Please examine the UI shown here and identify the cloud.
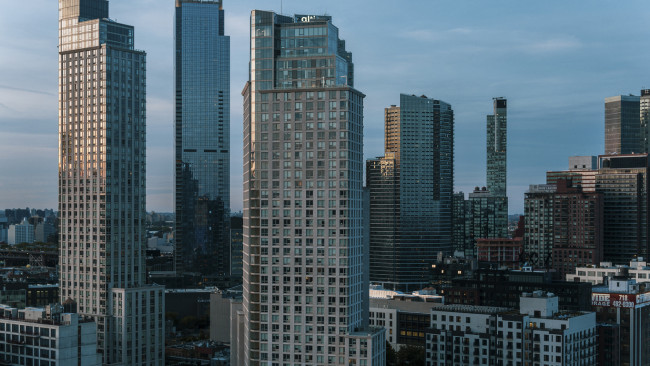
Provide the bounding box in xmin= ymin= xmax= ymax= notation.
xmin=0 ymin=84 xmax=55 ymax=96
xmin=523 ymin=37 xmax=582 ymax=54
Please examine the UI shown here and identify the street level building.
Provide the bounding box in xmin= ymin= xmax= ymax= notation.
xmin=174 ymin=0 xmax=231 ymax=277
xmin=242 ymin=11 xmax=385 ymax=365
xmin=58 ymin=0 xmax=165 ymax=364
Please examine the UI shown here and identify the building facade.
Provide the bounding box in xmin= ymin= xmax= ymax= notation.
xmin=642 ymin=90 xmax=650 ymax=153
xmin=596 ymin=154 xmax=650 ymax=264
xmin=547 ymin=155 xmax=598 ymax=192
xmin=425 ymin=292 xmax=597 ymax=366
xmin=369 ymin=296 xmax=440 ymax=349
xmin=8 ymin=218 xmax=34 ymax=245
xmin=476 ymin=237 xmax=522 ymax=269
xmin=486 ymin=97 xmax=507 ymax=198
xmin=174 ymin=0 xmax=231 ymax=277
xmin=467 ymin=188 xmax=509 ymax=248
xmin=443 ymin=268 xmax=593 ymax=312
xmin=605 ymin=95 xmax=642 ymax=155
xmin=550 ymin=180 xmax=604 ymax=278
xmin=0 ymin=304 xmax=101 ymax=366
xmin=567 ymin=257 xmax=650 ymax=284
xmin=592 ymin=278 xmax=650 ymax=366
xmin=523 ymin=184 xmax=556 ymax=268
xmin=57 ymin=1 xmax=164 ymax=364
xmin=242 ymin=11 xmax=384 ymax=365
xmin=367 ymin=94 xmax=454 ymax=291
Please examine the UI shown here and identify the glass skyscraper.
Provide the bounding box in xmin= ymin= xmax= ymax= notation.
xmin=58 ymin=0 xmax=164 ymax=364
xmin=242 ymin=11 xmax=385 ymax=366
xmin=605 ymin=95 xmax=641 ymax=155
xmin=367 ymin=94 xmax=454 ymax=291
xmin=174 ymin=0 xmax=231 ymax=276
xmin=641 ymin=90 xmax=650 ymax=153
xmin=487 ymin=97 xmax=507 ymax=198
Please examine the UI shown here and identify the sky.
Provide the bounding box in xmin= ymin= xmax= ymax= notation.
xmin=1 ymin=0 xmax=649 ymax=214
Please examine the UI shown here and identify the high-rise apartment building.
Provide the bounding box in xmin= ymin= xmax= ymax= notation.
xmin=524 ymin=184 xmax=557 ymax=268
xmin=641 ymin=90 xmax=650 ymax=153
xmin=451 ymin=98 xmax=510 ymax=257
xmin=605 ymin=95 xmax=641 ymax=155
xmin=367 ymin=94 xmax=454 ymax=291
xmin=487 ymin=97 xmax=507 ymax=197
xmin=550 ymin=180 xmax=604 ymax=278
xmin=242 ymin=11 xmax=385 ymax=366
xmin=174 ymin=0 xmax=231 ymax=277
xmin=58 ymin=1 xmax=164 ymax=364
xmin=452 ymin=192 xmax=469 ymax=255
xmin=596 ymin=154 xmax=650 ymax=264
xmin=466 ymin=187 xmax=509 ymax=247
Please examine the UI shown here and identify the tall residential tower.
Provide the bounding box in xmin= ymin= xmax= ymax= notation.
xmin=242 ymin=11 xmax=385 ymax=366
xmin=487 ymin=97 xmax=507 ymax=197
xmin=58 ymin=1 xmax=164 ymax=364
xmin=174 ymin=0 xmax=231 ymax=277
xmin=367 ymin=94 xmax=454 ymax=291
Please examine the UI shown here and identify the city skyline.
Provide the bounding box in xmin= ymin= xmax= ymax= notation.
xmin=2 ymin=0 xmax=649 ymax=213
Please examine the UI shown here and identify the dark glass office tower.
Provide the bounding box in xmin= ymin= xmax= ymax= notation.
xmin=242 ymin=11 xmax=385 ymax=365
xmin=641 ymin=90 xmax=650 ymax=153
xmin=596 ymin=154 xmax=650 ymax=264
xmin=367 ymin=94 xmax=454 ymax=291
xmin=605 ymin=95 xmax=641 ymax=155
xmin=174 ymin=0 xmax=231 ymax=276
xmin=487 ymin=97 xmax=507 ymax=197
xmin=58 ymin=0 xmax=164 ymax=364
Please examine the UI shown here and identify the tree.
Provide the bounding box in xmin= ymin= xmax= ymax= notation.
xmin=396 ymin=345 xmax=425 ymax=365
xmin=386 ymin=341 xmax=398 ymax=366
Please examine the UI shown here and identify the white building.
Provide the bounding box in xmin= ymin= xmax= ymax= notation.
xmin=8 ymin=218 xmax=34 ymax=245
xmin=242 ymin=10 xmax=384 ymax=366
xmin=426 ymin=291 xmax=597 ymax=366
xmin=369 ymin=285 xmax=443 ymax=348
xmin=0 ymin=303 xmax=101 ymax=365
xmin=567 ymin=257 xmax=650 ymax=284
xmin=57 ymin=0 xmax=165 ymax=364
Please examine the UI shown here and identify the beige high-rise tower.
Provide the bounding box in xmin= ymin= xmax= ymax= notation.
xmin=58 ymin=1 xmax=164 ymax=364
xmin=241 ymin=10 xmax=385 ymax=366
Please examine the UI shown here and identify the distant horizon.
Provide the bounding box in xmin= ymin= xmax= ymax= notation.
xmin=3 ymin=0 xmax=649 ymax=214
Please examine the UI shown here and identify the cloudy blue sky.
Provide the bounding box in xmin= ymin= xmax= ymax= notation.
xmin=1 ymin=0 xmax=648 ymax=214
